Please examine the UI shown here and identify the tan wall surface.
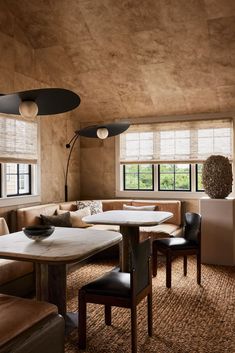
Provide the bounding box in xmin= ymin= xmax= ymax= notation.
xmin=0 ymin=1 xmax=234 ymax=226
xmin=0 ymin=6 xmax=81 ymax=226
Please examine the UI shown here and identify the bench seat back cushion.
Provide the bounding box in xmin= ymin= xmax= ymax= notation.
xmin=16 ymin=204 xmax=59 ymax=231
xmin=131 ymin=200 xmax=181 ymax=226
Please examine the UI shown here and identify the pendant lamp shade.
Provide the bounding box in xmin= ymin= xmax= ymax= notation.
xmin=0 ymin=88 xmax=80 ymax=118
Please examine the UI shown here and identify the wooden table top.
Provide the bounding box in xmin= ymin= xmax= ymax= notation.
xmin=0 ymin=227 xmax=122 ymax=264
xmin=83 ymin=210 xmax=173 ymax=227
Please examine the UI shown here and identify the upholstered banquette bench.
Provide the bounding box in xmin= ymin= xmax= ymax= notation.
xmin=15 ymin=199 xmax=182 ymax=240
xmin=0 ymin=218 xmax=34 ymax=297
xmin=2 ymin=199 xmax=181 ymax=295
xmin=0 ymin=294 xmax=64 ymax=353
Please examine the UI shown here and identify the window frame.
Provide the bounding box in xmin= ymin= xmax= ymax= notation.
xmin=158 ymin=164 xmax=192 ymax=192
xmin=116 ymin=116 xmax=234 ymax=200
xmin=6 ymin=164 xmax=32 ymax=197
xmin=123 ymin=164 xmax=154 ymax=191
xmin=195 ymin=163 xmax=204 ymax=192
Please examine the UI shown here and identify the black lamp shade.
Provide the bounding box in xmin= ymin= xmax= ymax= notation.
xmin=0 ymin=88 xmax=80 ymax=115
xmin=77 ymin=122 xmax=130 ymax=138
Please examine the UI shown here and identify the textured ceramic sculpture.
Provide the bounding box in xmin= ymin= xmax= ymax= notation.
xmin=202 ymin=155 xmax=233 ymax=199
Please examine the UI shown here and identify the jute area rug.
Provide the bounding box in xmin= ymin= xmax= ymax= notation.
xmin=65 ymin=257 xmax=235 ymax=353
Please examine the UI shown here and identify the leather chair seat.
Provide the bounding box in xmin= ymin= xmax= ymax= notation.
xmin=83 ymin=271 xmax=131 ymax=297
xmin=156 ymin=237 xmax=198 ymax=250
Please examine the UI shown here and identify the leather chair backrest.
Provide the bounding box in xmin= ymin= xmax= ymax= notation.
xmin=184 ymin=212 xmax=201 ymax=244
xmin=131 ymin=238 xmax=151 ymax=294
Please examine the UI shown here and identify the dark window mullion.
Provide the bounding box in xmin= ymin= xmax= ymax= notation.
xmin=173 ymin=165 xmax=176 ymax=189
xmin=17 ymin=164 xmax=20 ymax=194
xmin=138 ymin=165 xmax=140 ymax=189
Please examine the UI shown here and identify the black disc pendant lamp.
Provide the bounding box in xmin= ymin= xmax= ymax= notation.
xmin=0 ymin=88 xmax=80 ymax=119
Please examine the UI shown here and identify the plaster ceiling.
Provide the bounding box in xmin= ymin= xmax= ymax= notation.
xmin=3 ymin=0 xmax=235 ymax=121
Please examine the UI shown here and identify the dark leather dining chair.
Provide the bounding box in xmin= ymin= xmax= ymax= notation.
xmin=152 ymin=212 xmax=201 ymax=288
xmin=78 ymin=238 xmax=152 ymax=353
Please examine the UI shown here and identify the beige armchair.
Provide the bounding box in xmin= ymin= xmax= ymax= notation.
xmin=0 ymin=218 xmax=9 ymax=236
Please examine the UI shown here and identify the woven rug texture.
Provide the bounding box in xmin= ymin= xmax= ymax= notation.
xmin=65 ymin=257 xmax=235 ymax=353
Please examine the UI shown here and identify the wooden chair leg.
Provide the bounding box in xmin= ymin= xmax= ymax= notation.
xmin=166 ymin=251 xmax=172 ymax=288
xmin=105 ymin=305 xmax=112 ymax=325
xmin=131 ymin=306 xmax=137 ymax=353
xmin=197 ymin=252 xmax=201 ymax=285
xmin=152 ymin=242 xmax=158 ymax=277
xmin=78 ymin=290 xmax=87 ymax=349
xmin=183 ymin=256 xmax=187 ymax=276
xmin=147 ymin=292 xmax=153 ymax=337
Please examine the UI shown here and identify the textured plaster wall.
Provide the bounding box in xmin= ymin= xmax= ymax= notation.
xmin=0 ymin=1 xmax=235 ymax=214
xmin=0 ymin=4 xmax=81 ymax=215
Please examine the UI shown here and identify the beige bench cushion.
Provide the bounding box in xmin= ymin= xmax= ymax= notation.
xmin=139 ymin=223 xmax=182 ymax=242
xmin=0 ymin=259 xmax=33 ymax=286
xmin=90 ymin=224 xmax=120 ymax=232
xmin=0 ymin=294 xmax=57 ymax=346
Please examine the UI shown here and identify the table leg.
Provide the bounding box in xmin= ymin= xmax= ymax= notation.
xmin=36 ymin=263 xmax=66 ymax=316
xmin=119 ymin=226 xmax=140 ymax=272
xmin=35 ymin=263 xmax=77 ymax=333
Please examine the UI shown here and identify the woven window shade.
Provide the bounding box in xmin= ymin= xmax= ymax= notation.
xmin=120 ymin=118 xmax=233 ymax=164
xmin=0 ymin=116 xmax=38 ymax=164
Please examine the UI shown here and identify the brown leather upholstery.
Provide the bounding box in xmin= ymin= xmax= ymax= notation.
xmin=0 ymin=218 xmax=34 ymax=295
xmin=83 ymin=271 xmax=131 ymax=297
xmin=0 ymin=314 xmax=64 ymax=353
xmin=102 ymin=199 xmax=132 ymax=211
xmin=0 ymin=259 xmax=33 ymax=286
xmin=16 ymin=204 xmax=59 ymax=231
xmin=0 ymin=294 xmax=58 ymax=346
xmin=152 ymin=212 xmax=202 ymax=287
xmin=59 ymin=201 xmax=78 ymax=211
xmin=132 ymin=200 xmax=181 ymax=226
xmin=79 ymin=239 xmax=152 ymax=353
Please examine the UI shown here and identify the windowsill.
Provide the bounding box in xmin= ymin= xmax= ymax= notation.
xmin=0 ymin=194 xmax=41 ymax=207
xmin=116 ymin=190 xmax=206 ymax=200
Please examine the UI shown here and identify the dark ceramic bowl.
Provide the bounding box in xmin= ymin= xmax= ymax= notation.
xmin=22 ymin=225 xmax=55 ymax=241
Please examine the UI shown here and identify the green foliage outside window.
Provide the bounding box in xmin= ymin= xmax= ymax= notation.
xmin=124 ymin=164 xmax=153 ymax=190
xmin=123 ymin=163 xmax=204 ymax=192
xmin=159 ymin=164 xmax=191 ymax=191
xmin=196 ymin=164 xmax=204 ymax=191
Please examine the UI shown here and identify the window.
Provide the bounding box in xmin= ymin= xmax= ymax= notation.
xmin=158 ymin=164 xmax=191 ymax=191
xmin=123 ymin=164 xmax=154 ymax=190
xmin=6 ymin=164 xmax=31 ymax=196
xmin=0 ymin=115 xmax=38 ymax=199
xmin=119 ymin=118 xmax=233 ymax=195
xmin=196 ymin=164 xmax=204 ymax=191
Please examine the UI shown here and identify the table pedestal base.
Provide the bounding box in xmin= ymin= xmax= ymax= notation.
xmin=120 ymin=225 xmax=140 ymax=272
xmin=36 ymin=263 xmax=67 ymax=317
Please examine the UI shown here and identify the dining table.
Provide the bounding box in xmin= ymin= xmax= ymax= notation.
xmin=83 ymin=210 xmax=173 ymax=272
xmin=0 ymin=226 xmax=122 ymax=332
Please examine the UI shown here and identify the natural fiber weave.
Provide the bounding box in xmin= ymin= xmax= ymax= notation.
xmin=65 ymin=258 xmax=235 ymax=353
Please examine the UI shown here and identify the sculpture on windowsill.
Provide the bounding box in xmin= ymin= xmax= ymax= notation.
xmin=202 ymin=155 xmax=233 ymax=199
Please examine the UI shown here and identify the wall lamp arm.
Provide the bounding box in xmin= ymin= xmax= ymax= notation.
xmin=64 ymin=131 xmax=80 ymax=202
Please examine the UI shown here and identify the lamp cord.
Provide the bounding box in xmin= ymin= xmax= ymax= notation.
xmin=64 ymin=132 xmax=79 ymax=201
